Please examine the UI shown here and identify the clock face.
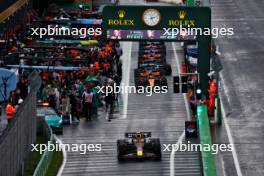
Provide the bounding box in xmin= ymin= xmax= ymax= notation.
xmin=142 ymin=9 xmax=161 ymax=27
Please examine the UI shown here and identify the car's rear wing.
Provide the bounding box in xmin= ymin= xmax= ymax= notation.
xmin=125 ymin=132 xmax=151 ymax=138
xmin=140 ymin=41 xmax=164 ymax=45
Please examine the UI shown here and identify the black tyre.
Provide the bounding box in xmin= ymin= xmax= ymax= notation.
xmin=117 ymin=140 xmax=136 ymax=161
xmin=152 ymin=138 xmax=162 ymax=160
xmin=117 ymin=139 xmax=126 ymax=161
xmin=144 ymin=138 xmax=162 ymax=160
xmin=160 ymin=77 xmax=168 ymax=87
xmin=165 ymin=65 xmax=172 ymax=75
xmin=159 ymin=69 xmax=166 ymax=76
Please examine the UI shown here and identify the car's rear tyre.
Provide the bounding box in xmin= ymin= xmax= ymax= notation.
xmin=117 ymin=140 xmax=136 ymax=161
xmin=160 ymin=69 xmax=166 ymax=76
xmin=117 ymin=139 xmax=126 ymax=161
xmin=151 ymin=138 xmax=162 ymax=160
xmin=165 ymin=65 xmax=172 ymax=75
xmin=145 ymin=138 xmax=162 ymax=160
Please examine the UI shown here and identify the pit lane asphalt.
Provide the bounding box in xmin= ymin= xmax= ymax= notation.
xmin=212 ymin=0 xmax=264 ymax=176
xmin=57 ymin=42 xmax=202 ymax=176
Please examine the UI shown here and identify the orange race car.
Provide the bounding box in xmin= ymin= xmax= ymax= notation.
xmin=134 ymin=67 xmax=161 ymax=77
xmin=134 ymin=68 xmax=167 ymax=88
xmin=142 ymin=53 xmax=162 ymax=59
xmin=139 ymin=48 xmax=166 ymax=55
xmin=139 ymin=71 xmax=161 ymax=77
xmin=135 ymin=75 xmax=167 ymax=88
xmin=141 ymin=45 xmax=165 ymax=50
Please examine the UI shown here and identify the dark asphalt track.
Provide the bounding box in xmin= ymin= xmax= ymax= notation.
xmin=58 ymin=42 xmax=202 ymax=176
xmin=58 ymin=0 xmax=264 ymax=175
xmin=212 ymin=0 xmax=264 ymax=176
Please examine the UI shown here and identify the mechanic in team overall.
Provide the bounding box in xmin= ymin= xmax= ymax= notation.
xmin=115 ymin=43 xmax=123 ymax=65
xmin=5 ymin=101 xmax=16 ymax=124
xmin=104 ymin=84 xmax=115 ymax=122
xmin=69 ymin=85 xmax=80 ymax=122
xmin=117 ymin=61 xmax=122 ymax=80
xmin=113 ymin=74 xmax=121 ymax=107
xmin=82 ymin=88 xmax=94 ymax=121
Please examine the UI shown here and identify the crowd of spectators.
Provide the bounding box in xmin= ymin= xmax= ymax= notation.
xmin=37 ymin=41 xmax=123 ymax=122
xmin=1 ymin=8 xmax=123 ymax=123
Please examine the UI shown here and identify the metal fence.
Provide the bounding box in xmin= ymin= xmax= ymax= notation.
xmin=0 ymin=0 xmax=17 ymax=13
xmin=33 ymin=116 xmax=55 ymax=176
xmin=0 ymin=0 xmax=32 ymax=39
xmin=0 ymin=0 xmax=32 ymax=59
xmin=0 ymin=71 xmax=41 ymax=176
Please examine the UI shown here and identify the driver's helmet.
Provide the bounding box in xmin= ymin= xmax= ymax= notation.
xmin=135 ymin=132 xmax=143 ymax=139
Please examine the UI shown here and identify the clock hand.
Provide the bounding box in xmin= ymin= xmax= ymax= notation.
xmin=150 ymin=19 xmax=156 ymax=25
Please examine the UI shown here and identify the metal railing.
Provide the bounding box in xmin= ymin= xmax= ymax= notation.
xmin=0 ymin=70 xmax=41 ymax=176
xmin=0 ymin=0 xmax=17 ymax=13
xmin=33 ymin=117 xmax=55 ymax=176
xmin=0 ymin=0 xmax=29 ymax=23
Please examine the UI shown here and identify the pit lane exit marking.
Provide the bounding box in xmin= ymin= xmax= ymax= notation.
xmin=170 ymin=42 xmax=191 ymax=176
xmin=121 ymin=42 xmax=132 ymax=119
xmin=219 ymin=73 xmax=243 ymax=176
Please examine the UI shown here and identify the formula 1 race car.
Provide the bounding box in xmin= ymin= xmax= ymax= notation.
xmin=140 ymin=41 xmax=164 ymax=45
xmin=139 ymin=48 xmax=166 ymax=56
xmin=139 ymin=56 xmax=165 ymax=63
xmin=138 ymin=58 xmax=167 ymax=67
xmin=134 ymin=67 xmax=161 ymax=77
xmin=138 ymin=63 xmax=172 ymax=75
xmin=140 ymin=45 xmax=165 ymax=50
xmin=140 ymin=53 xmax=164 ymax=59
xmin=117 ymin=132 xmax=161 ymax=161
xmin=135 ymin=75 xmax=168 ymax=88
xmin=139 ymin=43 xmax=165 ymax=50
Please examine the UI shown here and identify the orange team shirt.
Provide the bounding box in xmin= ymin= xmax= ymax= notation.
xmin=103 ymin=62 xmax=110 ymax=70
xmin=6 ymin=104 xmax=15 ymax=114
xmin=6 ymin=104 xmax=15 ymax=119
xmin=99 ymin=51 xmax=104 ymax=58
xmin=209 ymin=81 xmax=217 ymax=95
xmin=105 ymin=45 xmax=111 ymax=53
xmin=94 ymin=62 xmax=100 ymax=70
xmin=10 ymin=46 xmax=17 ymax=52
xmin=104 ymin=51 xmax=109 ymax=57
xmin=188 ymin=90 xmax=193 ymax=99
xmin=42 ymin=73 xmax=49 ymax=81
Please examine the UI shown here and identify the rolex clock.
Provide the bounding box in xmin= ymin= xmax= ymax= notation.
xmin=142 ymin=8 xmax=161 ymax=27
